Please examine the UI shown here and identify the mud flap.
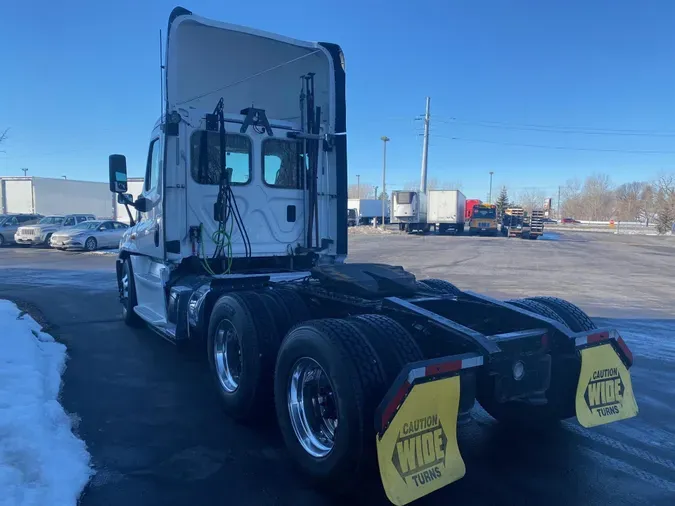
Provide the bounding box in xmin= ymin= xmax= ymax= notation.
xmin=575 ymin=342 xmax=638 ymax=428
xmin=374 ymin=354 xmax=483 ymax=506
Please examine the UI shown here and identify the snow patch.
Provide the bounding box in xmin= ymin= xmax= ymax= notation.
xmin=348 ymin=225 xmax=397 ymax=235
xmin=0 ymin=300 xmax=93 ymax=506
xmin=87 ymin=248 xmax=119 ymax=256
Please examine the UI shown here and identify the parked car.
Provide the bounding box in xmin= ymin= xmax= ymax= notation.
xmin=0 ymin=214 xmax=43 ymax=246
xmin=50 ymin=220 xmax=129 ymax=251
xmin=15 ymin=214 xmax=96 ymax=246
xmin=561 ymin=217 xmax=581 ymax=224
xmin=542 ymin=218 xmax=558 ymax=224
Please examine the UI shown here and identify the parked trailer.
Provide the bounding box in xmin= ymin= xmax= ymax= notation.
xmin=107 ymin=8 xmax=638 ymax=506
xmin=528 ymin=209 xmax=545 ymax=239
xmin=427 ymin=190 xmax=466 ymax=234
xmin=347 ymin=198 xmax=388 ymax=224
xmin=390 ymin=190 xmax=429 ymax=233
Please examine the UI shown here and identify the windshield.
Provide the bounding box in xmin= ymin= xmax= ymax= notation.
xmin=473 ymin=207 xmax=496 ymax=219
xmin=39 ymin=217 xmax=65 ymax=225
xmin=0 ymin=216 xmax=8 ymax=225
xmin=72 ymin=221 xmax=102 ymax=230
xmin=348 ymin=209 xmax=357 ymax=218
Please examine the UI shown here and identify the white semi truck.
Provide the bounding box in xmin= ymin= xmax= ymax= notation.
xmin=108 ymin=8 xmax=638 ymax=506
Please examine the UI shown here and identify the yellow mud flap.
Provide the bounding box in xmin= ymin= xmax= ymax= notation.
xmin=375 ymin=354 xmax=483 ymax=506
xmin=575 ymin=341 xmax=638 ymax=428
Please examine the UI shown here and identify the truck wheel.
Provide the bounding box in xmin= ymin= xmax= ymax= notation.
xmin=346 ymin=314 xmax=423 ymax=382
xmin=208 ymin=291 xmax=280 ymax=420
xmin=120 ymin=259 xmax=143 ymax=327
xmin=506 ymin=298 xmax=568 ymax=327
xmin=527 ymin=296 xmax=597 ymax=332
xmin=418 ymin=278 xmax=461 ymax=295
xmin=274 ymin=318 xmax=387 ymax=491
xmin=273 ymin=288 xmax=311 ymax=322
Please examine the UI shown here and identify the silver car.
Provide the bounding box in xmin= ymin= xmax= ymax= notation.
xmin=15 ymin=214 xmax=96 ymax=246
xmin=0 ymin=214 xmax=43 ymax=246
xmin=50 ymin=220 xmax=129 ymax=251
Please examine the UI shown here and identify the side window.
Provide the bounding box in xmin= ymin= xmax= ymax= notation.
xmin=76 ymin=216 xmax=88 ymax=223
xmin=263 ymin=139 xmax=303 ymax=189
xmin=145 ymin=138 xmax=161 ymax=191
xmin=102 ymin=222 xmax=114 ymax=230
xmin=7 ymin=217 xmax=18 ymax=226
xmin=63 ymin=217 xmax=76 ymax=227
xmin=190 ymin=131 xmax=251 ymax=185
xmin=113 ymin=222 xmax=128 ymax=230
xmin=18 ymin=216 xmax=32 ymax=224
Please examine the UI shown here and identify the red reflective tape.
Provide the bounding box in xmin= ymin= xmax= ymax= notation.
xmin=616 ymin=336 xmax=634 ymax=367
xmin=425 ymin=360 xmax=461 ymax=376
xmin=588 ymin=331 xmax=609 ymax=343
xmin=381 ymin=381 xmax=410 ymax=429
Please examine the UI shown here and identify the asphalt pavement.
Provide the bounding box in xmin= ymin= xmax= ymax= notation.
xmin=0 ymin=234 xmax=673 ymax=506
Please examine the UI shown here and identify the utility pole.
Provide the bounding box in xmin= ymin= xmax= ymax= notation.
xmin=21 ymin=168 xmax=28 ymax=177
xmin=374 ymin=185 xmax=379 ymax=199
xmin=419 ymin=97 xmax=431 ymax=194
xmin=381 ymin=136 xmax=390 ymax=226
xmin=557 ymin=185 xmax=561 ymax=218
xmin=356 ymin=174 xmax=360 ymax=198
xmin=488 ymin=171 xmax=494 ymax=202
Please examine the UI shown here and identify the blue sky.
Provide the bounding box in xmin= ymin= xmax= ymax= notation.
xmin=1 ymin=0 xmax=674 ymax=201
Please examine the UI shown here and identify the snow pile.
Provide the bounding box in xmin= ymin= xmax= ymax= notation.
xmin=348 ymin=225 xmax=397 ymax=235
xmin=0 ymin=300 xmax=92 ymax=506
xmin=87 ymin=248 xmax=119 ymax=256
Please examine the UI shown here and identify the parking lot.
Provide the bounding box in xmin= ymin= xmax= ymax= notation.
xmin=1 ymin=231 xmax=674 ymax=506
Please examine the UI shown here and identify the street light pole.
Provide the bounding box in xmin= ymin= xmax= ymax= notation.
xmin=21 ymin=168 xmax=28 ymax=177
xmin=488 ymin=171 xmax=494 ymax=203
xmin=381 ymin=136 xmax=390 ymax=226
xmin=356 ymin=174 xmax=360 ymax=198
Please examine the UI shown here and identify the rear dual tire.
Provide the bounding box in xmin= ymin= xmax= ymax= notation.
xmin=274 ymin=315 xmax=421 ymax=492
xmin=478 ymin=296 xmax=596 ymax=426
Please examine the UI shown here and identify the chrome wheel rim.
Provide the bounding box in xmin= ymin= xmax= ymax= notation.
xmin=287 ymin=357 xmax=338 ymax=458
xmin=214 ymin=322 xmax=241 ymax=393
xmin=86 ymin=238 xmax=96 ymax=250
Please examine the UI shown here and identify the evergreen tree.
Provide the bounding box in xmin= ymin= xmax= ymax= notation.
xmin=495 ymin=186 xmax=510 ymax=218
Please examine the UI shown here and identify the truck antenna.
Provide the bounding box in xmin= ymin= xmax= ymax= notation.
xmin=159 ymin=29 xmax=165 ymax=121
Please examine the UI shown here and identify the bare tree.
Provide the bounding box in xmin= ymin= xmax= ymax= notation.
xmin=514 ymin=188 xmax=547 ymax=212
xmin=560 ymin=174 xmax=614 ymax=220
xmin=348 ymin=182 xmax=375 ymax=199
xmin=655 ymin=174 xmax=675 ymax=234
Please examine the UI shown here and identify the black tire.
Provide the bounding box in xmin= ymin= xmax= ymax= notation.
xmin=419 ymin=278 xmax=461 ymax=295
xmin=527 ymin=296 xmax=597 ymax=332
xmin=0 ymin=234 xmax=4 ymax=247
xmin=346 ymin=314 xmax=423 ymax=383
xmin=207 ymin=291 xmax=280 ymax=420
xmin=273 ymin=288 xmax=311 ymax=322
xmin=43 ymin=233 xmax=53 ymax=248
xmin=530 ymin=235 xmax=539 ymax=240
xmin=84 ymin=236 xmax=97 ymax=251
xmin=506 ymin=298 xmax=569 ymax=327
xmin=120 ymin=259 xmax=142 ymax=327
xmin=274 ymin=318 xmax=387 ymax=492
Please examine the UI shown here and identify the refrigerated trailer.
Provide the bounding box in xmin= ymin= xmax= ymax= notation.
xmin=106 ymin=7 xmax=638 ymax=506
xmin=0 ymin=176 xmax=144 ymax=223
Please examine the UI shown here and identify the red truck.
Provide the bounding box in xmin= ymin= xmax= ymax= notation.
xmin=465 ymin=199 xmax=483 ymax=220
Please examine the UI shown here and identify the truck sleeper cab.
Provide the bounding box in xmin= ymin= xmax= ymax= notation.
xmin=108 ymin=8 xmax=638 ymax=506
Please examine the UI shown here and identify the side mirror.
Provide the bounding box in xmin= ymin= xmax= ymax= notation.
xmin=109 ymin=154 xmax=128 ymax=193
xmin=134 ymin=196 xmax=151 ymax=213
xmin=117 ymin=193 xmax=134 ymax=205
xmin=98 ymin=226 xmax=106 ymax=231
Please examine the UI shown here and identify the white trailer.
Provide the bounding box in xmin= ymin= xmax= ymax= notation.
xmin=0 ymin=176 xmax=144 ymax=222
xmin=428 ymin=190 xmax=466 ymax=234
xmin=0 ymin=177 xmax=114 ymax=218
xmin=347 ymin=198 xmax=388 ymax=224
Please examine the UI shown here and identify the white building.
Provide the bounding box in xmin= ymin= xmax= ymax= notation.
xmin=0 ymin=176 xmax=144 ymax=223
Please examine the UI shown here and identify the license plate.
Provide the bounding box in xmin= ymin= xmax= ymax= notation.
xmin=575 ymin=344 xmax=638 ymax=428
xmin=376 ymin=376 xmax=465 ymax=506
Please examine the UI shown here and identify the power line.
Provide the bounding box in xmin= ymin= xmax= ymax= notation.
xmin=432 ymin=135 xmax=675 ymax=154
xmin=433 ymin=117 xmax=675 ymax=137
